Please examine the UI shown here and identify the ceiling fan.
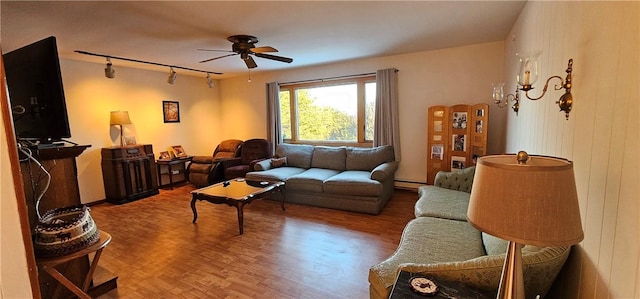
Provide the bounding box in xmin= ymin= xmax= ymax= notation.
xmin=198 ymin=35 xmax=293 ymax=69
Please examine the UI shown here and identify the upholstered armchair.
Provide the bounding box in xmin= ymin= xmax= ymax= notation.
xmin=187 ymin=139 xmax=243 ymax=187
xmin=223 ymin=138 xmax=272 ymax=180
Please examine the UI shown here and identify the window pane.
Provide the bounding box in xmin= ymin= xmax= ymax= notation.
xmin=296 ymin=84 xmax=357 ymax=141
xmin=279 ymin=90 xmax=291 ymax=140
xmin=365 ymin=82 xmax=376 ymax=141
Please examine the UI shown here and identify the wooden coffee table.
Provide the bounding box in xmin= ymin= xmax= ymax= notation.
xmin=191 ymin=179 xmax=285 ymax=235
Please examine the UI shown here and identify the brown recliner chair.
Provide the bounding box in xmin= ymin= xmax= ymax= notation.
xmin=187 ymin=139 xmax=243 ymax=187
xmin=222 ymin=138 xmax=272 ymax=180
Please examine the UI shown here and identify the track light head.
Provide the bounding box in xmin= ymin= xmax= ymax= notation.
xmin=167 ymin=67 xmax=177 ymax=85
xmin=104 ymin=57 xmax=115 ymax=79
xmin=206 ymin=73 xmax=214 ymax=88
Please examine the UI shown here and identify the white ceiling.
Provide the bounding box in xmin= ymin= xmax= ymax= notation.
xmin=1 ymin=1 xmax=525 ymax=79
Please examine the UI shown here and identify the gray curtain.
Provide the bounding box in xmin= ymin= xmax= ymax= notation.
xmin=374 ymin=68 xmax=400 ymax=161
xmin=266 ymin=82 xmax=281 ymax=154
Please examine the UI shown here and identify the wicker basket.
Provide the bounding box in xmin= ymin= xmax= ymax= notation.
xmin=34 ymin=205 xmax=100 ymax=258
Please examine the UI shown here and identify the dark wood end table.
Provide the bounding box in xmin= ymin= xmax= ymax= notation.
xmin=191 ymin=179 xmax=285 ymax=235
xmin=389 ymin=270 xmax=495 ymax=299
xmin=156 ymin=156 xmax=193 ymax=189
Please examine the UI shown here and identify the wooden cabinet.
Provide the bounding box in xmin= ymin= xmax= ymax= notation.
xmin=426 ymin=104 xmax=488 ymax=185
xmin=101 ymin=144 xmax=159 ymax=204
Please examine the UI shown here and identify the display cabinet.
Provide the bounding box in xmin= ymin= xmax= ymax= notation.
xmin=426 ymin=104 xmax=488 ymax=184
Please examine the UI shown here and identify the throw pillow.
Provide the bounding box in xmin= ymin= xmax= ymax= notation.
xmin=271 ymin=157 xmax=287 ymax=168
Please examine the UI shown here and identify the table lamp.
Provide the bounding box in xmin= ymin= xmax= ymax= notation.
xmin=110 ymin=111 xmax=131 ymax=147
xmin=467 ymin=151 xmax=583 ymax=299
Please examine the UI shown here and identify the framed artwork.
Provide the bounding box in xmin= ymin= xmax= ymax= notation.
xmin=124 ymin=136 xmax=137 ymax=146
xmin=451 ymin=156 xmax=466 ymax=171
xmin=452 ymin=134 xmax=466 ymax=151
xmin=170 ymin=145 xmax=187 ymax=158
xmin=163 ymin=100 xmax=180 ymax=123
xmin=452 ymin=112 xmax=467 ymax=129
xmin=159 ymin=151 xmax=171 ymax=160
xmin=431 ymin=145 xmax=444 ymax=160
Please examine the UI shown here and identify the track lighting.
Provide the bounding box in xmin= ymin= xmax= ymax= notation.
xmin=167 ymin=67 xmax=177 ymax=85
xmin=75 ymin=50 xmax=222 ymax=86
xmin=104 ymin=57 xmax=115 ymax=79
xmin=206 ymin=73 xmax=214 ymax=88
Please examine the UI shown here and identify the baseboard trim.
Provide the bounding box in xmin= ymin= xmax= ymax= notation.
xmin=394 ymin=180 xmax=424 ymax=191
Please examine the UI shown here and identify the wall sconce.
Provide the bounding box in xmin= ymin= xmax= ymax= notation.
xmin=494 ymin=51 xmax=574 ymax=119
xmin=492 ymin=83 xmax=519 ymax=114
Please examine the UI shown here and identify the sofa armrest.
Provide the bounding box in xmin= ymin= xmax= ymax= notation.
xmin=398 ymin=245 xmax=570 ymax=297
xmin=221 ymin=157 xmax=242 ymax=168
xmin=371 ymin=161 xmax=399 ymax=182
xmin=253 ymin=159 xmax=273 ymax=171
xmin=191 ymin=156 xmax=214 ymax=164
xmin=434 ymin=166 xmax=475 ymax=192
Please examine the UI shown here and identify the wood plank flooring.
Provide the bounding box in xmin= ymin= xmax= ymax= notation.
xmin=89 ymin=184 xmax=417 ymax=299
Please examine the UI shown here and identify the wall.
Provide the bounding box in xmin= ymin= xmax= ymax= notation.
xmin=504 ymin=2 xmax=639 ymax=298
xmin=58 ymin=60 xmax=222 ymax=203
xmin=218 ymin=41 xmax=506 ymax=185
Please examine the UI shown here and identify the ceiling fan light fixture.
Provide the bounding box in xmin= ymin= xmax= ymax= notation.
xmin=167 ymin=67 xmax=177 ymax=85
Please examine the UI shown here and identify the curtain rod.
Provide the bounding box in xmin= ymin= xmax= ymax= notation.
xmin=74 ymin=50 xmax=223 ymax=75
xmin=280 ymin=72 xmax=377 ymax=86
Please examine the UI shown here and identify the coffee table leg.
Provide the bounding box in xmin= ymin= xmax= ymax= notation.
xmin=191 ymin=196 xmax=198 ymax=223
xmin=236 ymin=203 xmax=244 ymax=235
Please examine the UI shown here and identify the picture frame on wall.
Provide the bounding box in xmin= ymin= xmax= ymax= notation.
xmin=163 ymin=100 xmax=180 ymax=123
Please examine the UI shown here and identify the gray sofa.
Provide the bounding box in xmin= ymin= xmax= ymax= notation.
xmin=245 ymin=143 xmax=398 ymax=214
xmin=368 ymin=167 xmax=571 ymax=299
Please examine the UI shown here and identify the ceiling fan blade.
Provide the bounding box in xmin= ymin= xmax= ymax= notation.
xmin=197 ymin=49 xmax=233 ymax=52
xmin=244 ymin=56 xmax=258 ymax=69
xmin=254 ymin=53 xmax=293 ymax=63
xmin=251 ymin=46 xmax=278 ymax=53
xmin=199 ymin=53 xmax=237 ymax=63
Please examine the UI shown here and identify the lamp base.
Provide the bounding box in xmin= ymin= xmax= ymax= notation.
xmin=496 ymin=241 xmax=525 ymax=299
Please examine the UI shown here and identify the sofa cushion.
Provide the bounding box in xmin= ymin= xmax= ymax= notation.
xmin=246 ymin=167 xmax=307 ymax=182
xmin=275 ymin=144 xmax=314 ymax=169
xmin=482 ymin=232 xmax=509 ymax=256
xmin=286 ymin=168 xmax=341 ymax=193
xmin=323 ymin=171 xmax=383 ymax=196
xmin=345 ymin=145 xmax=394 ymax=171
xmin=415 ymin=186 xmax=470 ymax=221
xmin=311 ymin=146 xmax=346 ymax=170
xmin=368 ymin=217 xmax=484 ymax=298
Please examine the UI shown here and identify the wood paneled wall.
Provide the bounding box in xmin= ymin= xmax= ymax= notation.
xmin=503 ymin=2 xmax=639 ymax=298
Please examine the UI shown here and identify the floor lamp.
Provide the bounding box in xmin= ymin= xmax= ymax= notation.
xmin=110 ymin=111 xmax=131 ymax=147
xmin=467 ymin=151 xmax=584 ymax=299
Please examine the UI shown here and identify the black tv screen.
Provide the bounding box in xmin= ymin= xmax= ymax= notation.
xmin=3 ymin=36 xmax=71 ymax=143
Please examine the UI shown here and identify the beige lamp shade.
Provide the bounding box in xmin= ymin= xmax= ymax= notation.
xmin=110 ymin=111 xmax=131 ymax=125
xmin=467 ymin=153 xmax=584 ymax=247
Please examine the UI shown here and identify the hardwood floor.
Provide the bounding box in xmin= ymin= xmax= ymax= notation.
xmin=89 ymin=184 xmax=417 ymax=299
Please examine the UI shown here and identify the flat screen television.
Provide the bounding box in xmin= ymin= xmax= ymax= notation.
xmin=3 ymin=36 xmax=71 ymax=144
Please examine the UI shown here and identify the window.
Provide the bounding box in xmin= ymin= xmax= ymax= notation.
xmin=279 ymin=76 xmax=376 ymax=146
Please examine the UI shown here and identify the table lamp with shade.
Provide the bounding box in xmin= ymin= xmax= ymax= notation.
xmin=467 ymin=151 xmax=583 ymax=299
xmin=110 ymin=111 xmax=131 ymax=147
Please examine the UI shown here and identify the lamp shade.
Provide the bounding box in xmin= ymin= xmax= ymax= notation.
xmin=467 ymin=153 xmax=584 ymax=247
xmin=110 ymin=111 xmax=131 ymax=125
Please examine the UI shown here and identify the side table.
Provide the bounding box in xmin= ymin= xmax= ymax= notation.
xmin=157 ymin=156 xmax=193 ymax=189
xmin=389 ymin=270 xmax=495 ymax=299
xmin=36 ymin=230 xmax=116 ymax=299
